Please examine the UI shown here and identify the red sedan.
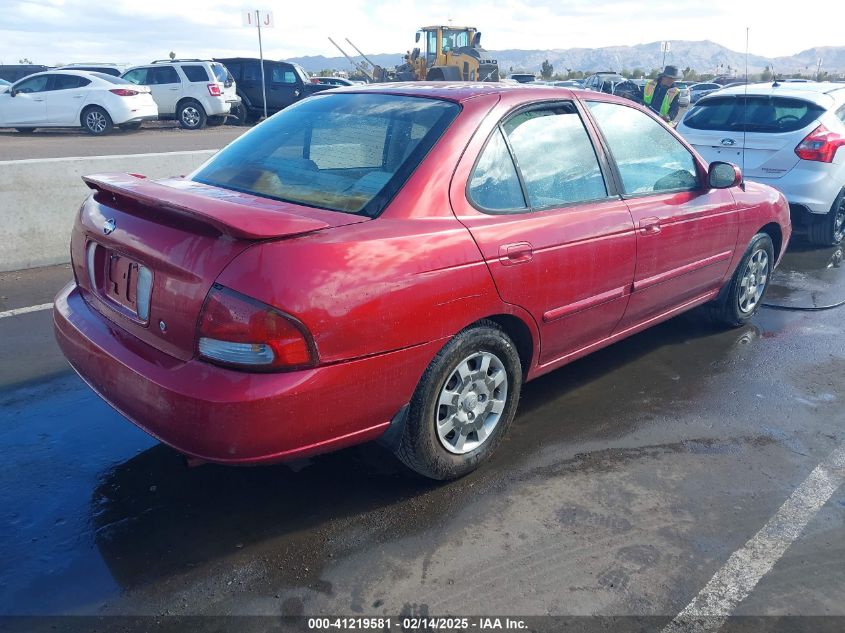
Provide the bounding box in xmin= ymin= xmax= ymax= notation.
xmin=54 ymin=83 xmax=791 ymax=480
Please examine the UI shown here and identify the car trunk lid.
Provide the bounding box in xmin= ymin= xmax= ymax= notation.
xmin=74 ymin=173 xmax=368 ymax=361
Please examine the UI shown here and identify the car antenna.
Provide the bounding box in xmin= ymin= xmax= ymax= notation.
xmin=741 ymin=26 xmax=749 ymax=191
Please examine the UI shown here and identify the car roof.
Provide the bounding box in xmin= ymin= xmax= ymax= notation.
xmin=16 ymin=69 xmax=105 ymax=80
xmin=702 ymin=81 xmax=845 ymax=107
xmin=316 ymin=82 xmax=636 ymax=105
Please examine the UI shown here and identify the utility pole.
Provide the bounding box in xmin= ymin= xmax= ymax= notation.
xmin=817 ymin=57 xmax=823 ymax=81
xmin=243 ymin=9 xmax=273 ymax=119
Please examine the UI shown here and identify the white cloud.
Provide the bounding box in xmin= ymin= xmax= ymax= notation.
xmin=0 ymin=0 xmax=840 ymax=66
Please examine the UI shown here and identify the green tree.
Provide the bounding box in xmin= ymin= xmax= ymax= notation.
xmin=631 ymin=67 xmax=645 ymax=79
xmin=18 ymin=57 xmax=33 ymax=64
xmin=541 ymin=59 xmax=554 ymax=80
xmin=760 ymin=65 xmax=773 ymax=82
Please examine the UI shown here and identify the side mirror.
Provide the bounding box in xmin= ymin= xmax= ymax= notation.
xmin=708 ymin=161 xmax=742 ymax=189
xmin=9 ymin=89 xmax=17 ymax=97
xmin=415 ymin=31 xmax=421 ymax=43
xmin=472 ymin=32 xmax=481 ymax=47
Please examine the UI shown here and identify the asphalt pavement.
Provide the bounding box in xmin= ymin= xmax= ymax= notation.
xmin=0 ymin=122 xmax=247 ymax=160
xmin=1 ymin=238 xmax=844 ymax=630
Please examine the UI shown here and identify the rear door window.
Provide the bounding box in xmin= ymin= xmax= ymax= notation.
xmin=683 ymin=96 xmax=824 ymax=133
xmin=243 ymin=62 xmax=261 ymax=81
xmin=149 ymin=66 xmax=180 ymax=85
xmin=181 ymin=65 xmax=209 ymax=82
xmin=53 ymin=75 xmax=91 ymax=90
xmin=503 ymin=105 xmax=608 ymax=208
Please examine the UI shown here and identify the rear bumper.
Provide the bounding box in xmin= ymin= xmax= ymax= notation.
xmin=54 ymin=282 xmax=439 ymax=464
xmin=748 ymin=162 xmax=843 ymax=215
xmin=110 ymin=102 xmax=159 ymax=125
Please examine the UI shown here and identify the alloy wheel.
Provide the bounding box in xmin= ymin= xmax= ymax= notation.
xmin=833 ymin=197 xmax=845 ymax=244
xmin=435 ymin=351 xmax=508 ymax=455
xmin=85 ymin=110 xmax=107 ymax=134
xmin=738 ymin=248 xmax=769 ymax=314
xmin=181 ymin=106 xmax=201 ymax=128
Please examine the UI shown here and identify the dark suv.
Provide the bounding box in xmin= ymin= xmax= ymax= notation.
xmin=215 ymin=58 xmax=330 ymax=122
xmin=0 ymin=64 xmax=49 ymax=83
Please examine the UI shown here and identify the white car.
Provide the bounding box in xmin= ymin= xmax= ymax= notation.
xmin=674 ymin=81 xmax=692 ymax=107
xmin=0 ymin=70 xmax=157 ymax=135
xmin=689 ymin=82 xmax=722 ymax=104
xmin=677 ymin=82 xmax=845 ymax=245
xmin=122 ymin=59 xmax=239 ymax=130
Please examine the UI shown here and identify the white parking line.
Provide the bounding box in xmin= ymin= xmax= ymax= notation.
xmin=663 ymin=444 xmax=845 ymax=632
xmin=0 ymin=303 xmax=54 ymax=319
xmin=0 ymin=149 xmax=218 ymax=166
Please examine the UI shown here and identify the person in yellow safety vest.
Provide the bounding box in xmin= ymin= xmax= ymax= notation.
xmin=642 ymin=64 xmax=683 ymax=123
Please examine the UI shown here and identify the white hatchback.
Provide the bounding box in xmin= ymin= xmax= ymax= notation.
xmin=0 ymin=70 xmax=158 ymax=135
xmin=677 ymin=82 xmax=845 ymax=245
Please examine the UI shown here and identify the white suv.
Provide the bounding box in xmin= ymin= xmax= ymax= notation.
xmin=121 ymin=59 xmax=240 ymax=130
xmin=677 ymin=82 xmax=845 ymax=245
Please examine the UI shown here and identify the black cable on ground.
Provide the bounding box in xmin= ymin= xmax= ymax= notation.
xmin=762 ymin=298 xmax=845 ymax=312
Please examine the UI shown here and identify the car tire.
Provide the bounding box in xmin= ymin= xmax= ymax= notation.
xmin=206 ymin=115 xmax=225 ymax=127
xmin=394 ymin=320 xmax=522 ymax=480
xmin=226 ymin=101 xmax=249 ymax=125
xmin=15 ymin=128 xmax=36 ymax=133
xmin=120 ymin=121 xmax=142 ymax=131
xmin=81 ymin=106 xmax=113 ymax=135
xmin=807 ymin=189 xmax=845 ymax=246
xmin=177 ymin=100 xmax=207 ymax=130
xmin=705 ymin=232 xmax=775 ymax=327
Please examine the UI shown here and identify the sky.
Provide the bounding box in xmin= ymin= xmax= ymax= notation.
xmin=1 ymin=0 xmax=841 ymax=67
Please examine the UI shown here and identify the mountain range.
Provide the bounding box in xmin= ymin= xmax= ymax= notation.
xmin=290 ymin=40 xmax=845 ymax=76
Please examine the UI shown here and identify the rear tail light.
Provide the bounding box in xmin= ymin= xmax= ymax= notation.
xmin=207 ymin=83 xmax=223 ymax=96
xmin=110 ymin=88 xmax=140 ymax=97
xmin=197 ymin=284 xmax=317 ymax=371
xmin=795 ymin=124 xmax=845 ymax=163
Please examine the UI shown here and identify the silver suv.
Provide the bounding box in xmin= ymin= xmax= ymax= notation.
xmin=121 ymin=59 xmax=239 ymax=129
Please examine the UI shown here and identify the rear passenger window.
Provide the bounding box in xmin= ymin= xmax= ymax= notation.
xmin=148 ymin=66 xmax=179 ymax=85
xmin=53 ymin=75 xmax=90 ymax=90
xmin=243 ymin=63 xmax=260 ymax=81
xmin=181 ymin=65 xmax=209 ymax=82
xmin=503 ymin=106 xmax=607 ymax=208
xmin=588 ymin=101 xmax=698 ymax=194
xmin=468 ymin=128 xmax=526 ymax=211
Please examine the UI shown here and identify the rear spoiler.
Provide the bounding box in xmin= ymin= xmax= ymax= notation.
xmin=83 ymin=173 xmax=332 ymax=240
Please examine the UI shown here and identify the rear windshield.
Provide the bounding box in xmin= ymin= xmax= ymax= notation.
xmin=210 ymin=62 xmax=229 ymax=83
xmin=683 ymin=95 xmax=824 ymax=133
xmin=192 ymin=93 xmax=460 ymax=217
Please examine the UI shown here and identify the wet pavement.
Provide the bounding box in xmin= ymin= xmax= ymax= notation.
xmin=1 ymin=238 xmax=844 ymax=628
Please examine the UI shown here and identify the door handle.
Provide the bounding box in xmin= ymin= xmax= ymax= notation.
xmin=639 ymin=217 xmax=662 ymax=235
xmin=72 ymin=95 xmax=84 ymax=98
xmin=169 ymin=87 xmax=179 ymax=91
xmin=33 ymin=98 xmax=45 ymax=102
xmin=498 ymin=242 xmax=534 ymax=266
